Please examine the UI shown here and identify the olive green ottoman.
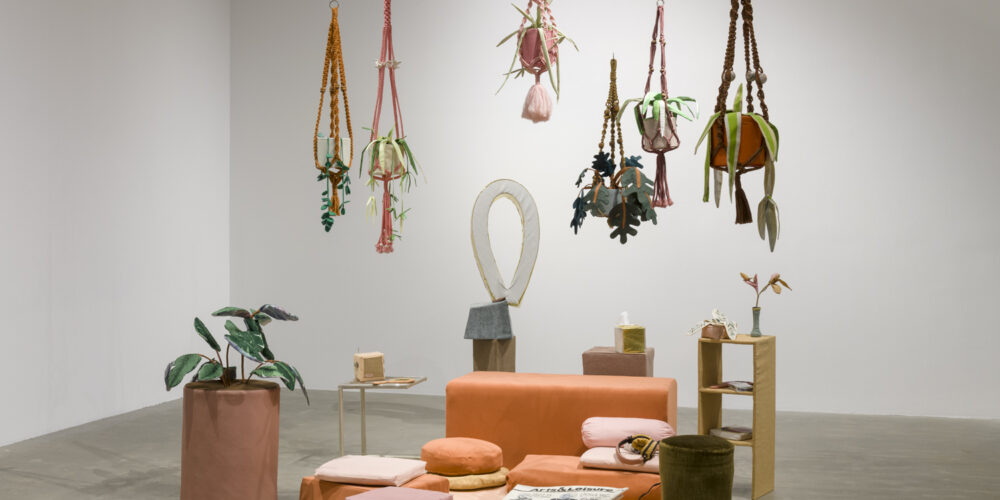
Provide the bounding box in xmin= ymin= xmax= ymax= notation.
xmin=659 ymin=435 xmax=734 ymax=500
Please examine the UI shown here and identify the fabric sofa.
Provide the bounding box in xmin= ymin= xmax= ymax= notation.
xmin=445 ymin=372 xmax=678 ymax=500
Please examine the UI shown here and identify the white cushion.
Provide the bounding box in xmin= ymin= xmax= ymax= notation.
xmin=580 ymin=446 xmax=659 ymax=473
xmin=314 ymin=455 xmax=426 ymax=486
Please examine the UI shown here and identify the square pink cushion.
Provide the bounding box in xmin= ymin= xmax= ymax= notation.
xmin=581 ymin=417 xmax=674 ymax=448
xmin=315 ymin=455 xmax=427 ymax=486
xmin=347 ymin=487 xmax=453 ymax=500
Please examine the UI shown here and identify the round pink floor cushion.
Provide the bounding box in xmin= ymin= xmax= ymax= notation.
xmin=420 ymin=437 xmax=503 ymax=476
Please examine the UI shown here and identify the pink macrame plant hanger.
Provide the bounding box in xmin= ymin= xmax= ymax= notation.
xmin=361 ymin=0 xmax=421 ymax=254
xmin=497 ymin=0 xmax=577 ymax=123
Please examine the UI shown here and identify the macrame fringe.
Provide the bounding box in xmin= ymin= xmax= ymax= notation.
xmin=522 ymin=74 xmax=552 ymax=123
xmin=376 ymin=180 xmax=394 ymax=253
xmin=652 ymin=152 xmax=672 ymax=208
xmin=734 ymin=175 xmax=753 ymax=224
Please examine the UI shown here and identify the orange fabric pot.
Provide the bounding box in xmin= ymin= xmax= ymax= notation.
xmin=181 ymin=380 xmax=280 ymax=500
xmin=709 ymin=115 xmax=768 ymax=168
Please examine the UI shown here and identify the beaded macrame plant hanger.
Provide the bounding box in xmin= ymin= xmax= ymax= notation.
xmin=642 ymin=0 xmax=680 ymax=208
xmin=313 ymin=1 xmax=354 ymax=233
xmin=364 ymin=0 xmax=417 ymax=254
xmin=711 ymin=0 xmax=773 ymax=224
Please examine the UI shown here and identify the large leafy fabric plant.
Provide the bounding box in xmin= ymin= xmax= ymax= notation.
xmin=571 ymin=59 xmax=657 ymax=244
xmin=694 ymin=0 xmax=782 ymax=251
xmin=618 ymin=0 xmax=697 ymax=208
xmin=361 ymin=0 xmax=422 ymax=253
xmin=497 ymin=0 xmax=577 ymax=123
xmin=313 ymin=4 xmax=354 ymax=233
xmin=164 ymin=305 xmax=309 ymax=404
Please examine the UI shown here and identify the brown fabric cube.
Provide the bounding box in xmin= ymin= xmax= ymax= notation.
xmin=582 ymin=346 xmax=654 ymax=377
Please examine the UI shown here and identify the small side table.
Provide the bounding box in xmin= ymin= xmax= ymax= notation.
xmin=338 ymin=376 xmax=427 ymax=456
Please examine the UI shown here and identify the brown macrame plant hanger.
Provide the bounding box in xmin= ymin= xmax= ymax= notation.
xmin=313 ymin=3 xmax=353 ymax=232
xmin=711 ymin=0 xmax=770 ymax=224
xmin=642 ymin=0 xmax=680 ymax=208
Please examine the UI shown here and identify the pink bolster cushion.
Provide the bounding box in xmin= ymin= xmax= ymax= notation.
xmin=581 ymin=417 xmax=675 ymax=448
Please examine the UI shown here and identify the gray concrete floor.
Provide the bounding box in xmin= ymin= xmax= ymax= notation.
xmin=1 ymin=390 xmax=997 ymax=499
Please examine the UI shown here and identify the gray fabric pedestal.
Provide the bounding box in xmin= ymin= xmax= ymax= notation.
xmin=464 ymin=300 xmax=512 ymax=340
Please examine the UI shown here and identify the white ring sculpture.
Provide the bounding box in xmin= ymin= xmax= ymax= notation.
xmin=470 ymin=179 xmax=540 ymax=307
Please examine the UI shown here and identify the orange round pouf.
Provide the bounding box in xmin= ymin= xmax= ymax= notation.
xmin=421 ymin=437 xmax=503 ymax=476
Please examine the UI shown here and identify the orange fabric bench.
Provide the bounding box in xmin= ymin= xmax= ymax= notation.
xmin=299 ymin=474 xmax=449 ymax=500
xmin=445 ymin=372 xmax=677 ymax=470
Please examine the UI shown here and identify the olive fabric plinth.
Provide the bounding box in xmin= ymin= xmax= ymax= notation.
xmin=658 ymin=435 xmax=733 ymax=500
xmin=181 ymin=380 xmax=280 ymax=500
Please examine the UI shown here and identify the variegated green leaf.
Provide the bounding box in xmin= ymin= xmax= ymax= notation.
xmin=166 ymin=354 xmax=201 ymax=390
xmin=766 ymin=200 xmax=779 ymax=252
xmin=725 ymin=111 xmax=742 ymax=199
xmin=212 ymin=307 xmax=252 ymax=318
xmin=537 ymin=29 xmax=558 ymax=98
xmin=748 ymin=114 xmax=778 ymax=163
xmin=197 ymin=362 xmax=223 ymax=382
xmin=259 ymin=304 xmax=298 ymax=321
xmin=763 ymin=157 xmax=776 ymax=196
xmin=714 ymin=170 xmax=723 ymax=208
xmin=694 ymin=112 xmax=721 ymax=154
xmin=193 ymin=317 xmax=220 ymax=352
xmin=758 ymin=197 xmax=768 ymax=240
xmin=732 ymin=84 xmax=744 ymax=113
xmin=252 ymin=364 xmax=283 ymax=379
xmin=271 ymin=361 xmax=297 ymax=390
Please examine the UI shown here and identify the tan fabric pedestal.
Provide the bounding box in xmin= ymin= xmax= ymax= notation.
xmin=182 ymin=380 xmax=280 ymax=500
xmin=472 ymin=336 xmax=515 ymax=372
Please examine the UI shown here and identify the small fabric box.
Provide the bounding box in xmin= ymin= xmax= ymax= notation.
xmin=347 ymin=487 xmax=453 ymax=500
xmin=464 ymin=301 xmax=512 ymax=340
xmin=582 ymin=346 xmax=654 ymax=377
xmin=354 ymin=352 xmax=385 ymax=382
xmin=614 ymin=326 xmax=646 ymax=354
xmin=472 ymin=337 xmax=515 ymax=372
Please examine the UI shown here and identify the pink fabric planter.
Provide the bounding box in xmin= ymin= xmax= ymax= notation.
xmin=518 ymin=28 xmax=558 ymax=74
xmin=181 ymin=381 xmax=280 ymax=500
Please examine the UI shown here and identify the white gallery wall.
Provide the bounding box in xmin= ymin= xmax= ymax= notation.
xmin=0 ymin=0 xmax=231 ymax=446
xmin=231 ymin=0 xmax=1000 ymax=420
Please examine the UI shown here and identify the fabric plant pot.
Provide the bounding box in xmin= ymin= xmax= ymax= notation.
xmin=518 ymin=27 xmax=558 ymax=73
xmin=372 ymin=143 xmax=405 ymax=180
xmin=701 ymin=324 xmax=729 ymax=340
xmin=709 ymin=114 xmax=768 ymax=168
xmin=587 ymin=187 xmax=622 ymax=218
xmin=180 ymin=380 xmax=280 ymax=500
xmin=638 ymin=107 xmax=680 ymax=154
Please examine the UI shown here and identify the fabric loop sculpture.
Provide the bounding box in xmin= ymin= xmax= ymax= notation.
xmin=361 ymin=0 xmax=421 ymax=254
xmin=313 ymin=5 xmax=353 ymax=232
xmin=695 ymin=0 xmax=781 ymax=251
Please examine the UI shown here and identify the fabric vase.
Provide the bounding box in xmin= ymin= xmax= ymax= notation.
xmin=750 ymin=306 xmax=762 ymax=337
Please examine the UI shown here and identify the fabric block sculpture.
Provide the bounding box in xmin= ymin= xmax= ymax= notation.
xmin=467 ymin=180 xmax=539 ymax=371
xmin=694 ymin=0 xmax=782 ymax=251
xmin=361 ymin=0 xmax=421 ymax=253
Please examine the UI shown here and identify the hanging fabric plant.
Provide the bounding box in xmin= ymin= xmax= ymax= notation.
xmin=361 ymin=0 xmax=421 ymax=254
xmin=570 ymin=59 xmax=657 ymax=245
xmin=496 ymin=0 xmax=577 ymax=123
xmin=619 ymin=0 xmax=698 ymax=209
xmin=694 ymin=0 xmax=781 ymax=251
xmin=313 ymin=2 xmax=354 ymax=233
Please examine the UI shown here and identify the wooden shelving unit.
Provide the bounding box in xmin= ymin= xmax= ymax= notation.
xmin=698 ymin=334 xmax=775 ymax=500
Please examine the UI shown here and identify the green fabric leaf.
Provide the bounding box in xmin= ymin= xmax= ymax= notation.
xmin=714 ymin=170 xmax=723 ymax=208
xmin=255 ymin=313 xmax=272 ymax=327
xmin=763 ymin=157 xmax=776 ymax=196
xmin=271 ymin=361 xmax=297 ymax=390
xmin=224 ymin=320 xmax=264 ymax=363
xmin=748 ymin=114 xmax=778 ymax=163
xmin=694 ymin=112 xmax=721 ymax=154
xmin=212 ymin=307 xmax=252 ymax=318
xmin=166 ymin=354 xmax=201 ymax=390
xmin=732 ymin=84 xmax=744 ymax=113
xmin=197 ymin=362 xmax=223 ymax=382
xmin=289 ymin=364 xmax=309 ymax=405
xmin=702 ymin=140 xmax=711 ymax=203
xmin=758 ymin=197 xmax=768 ymax=240
xmin=725 ymin=110 xmax=742 ymax=199
xmin=259 ymin=305 xmax=298 ymax=321
xmin=193 ymin=317 xmax=220 ymax=352
xmin=252 ymin=364 xmax=282 ymax=379
xmin=537 ymin=29 xmax=558 ymax=98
